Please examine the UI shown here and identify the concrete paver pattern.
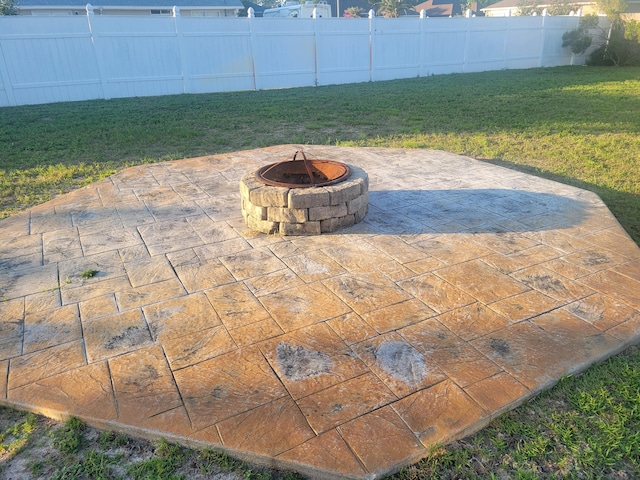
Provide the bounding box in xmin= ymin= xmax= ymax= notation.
xmin=1 ymin=145 xmax=639 ymax=479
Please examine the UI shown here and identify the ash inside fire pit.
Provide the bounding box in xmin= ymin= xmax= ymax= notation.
xmin=240 ymin=151 xmax=369 ymax=235
xmin=256 ymin=151 xmax=351 ymax=188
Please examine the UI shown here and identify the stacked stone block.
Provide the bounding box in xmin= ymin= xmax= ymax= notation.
xmin=240 ymin=164 xmax=369 ymax=235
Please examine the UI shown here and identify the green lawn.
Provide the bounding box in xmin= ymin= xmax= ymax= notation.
xmin=2 ymin=66 xmax=639 ymax=242
xmin=0 ymin=65 xmax=639 ymax=479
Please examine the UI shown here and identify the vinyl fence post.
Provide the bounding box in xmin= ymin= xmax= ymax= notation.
xmin=248 ymin=9 xmax=259 ymax=90
xmin=419 ymin=9 xmax=427 ymax=77
xmin=462 ymin=12 xmax=470 ymax=72
xmin=173 ymin=6 xmax=187 ymax=94
xmin=502 ymin=11 xmax=510 ymax=69
xmin=538 ymin=8 xmax=546 ymax=66
xmin=312 ymin=7 xmax=318 ymax=86
xmin=86 ymin=3 xmax=109 ymax=100
xmin=369 ymin=9 xmax=375 ymax=82
xmin=0 ymin=23 xmax=17 ymax=106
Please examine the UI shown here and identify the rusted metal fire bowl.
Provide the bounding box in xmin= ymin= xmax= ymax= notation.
xmin=240 ymin=150 xmax=369 ymax=236
xmin=256 ymin=151 xmax=351 ymax=188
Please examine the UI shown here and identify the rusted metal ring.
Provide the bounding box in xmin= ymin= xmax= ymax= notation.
xmin=256 ymin=150 xmax=351 ymax=188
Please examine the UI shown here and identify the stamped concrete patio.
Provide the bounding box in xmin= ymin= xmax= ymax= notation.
xmin=1 ymin=145 xmax=640 ymax=479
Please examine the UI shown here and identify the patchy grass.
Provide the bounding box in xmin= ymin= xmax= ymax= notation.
xmin=0 ymin=413 xmax=301 ymax=479
xmin=0 ymin=410 xmax=38 ymax=460
xmin=50 ymin=416 xmax=85 ymax=455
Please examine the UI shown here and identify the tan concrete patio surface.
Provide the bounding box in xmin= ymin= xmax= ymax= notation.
xmin=1 ymin=145 xmax=640 ymax=479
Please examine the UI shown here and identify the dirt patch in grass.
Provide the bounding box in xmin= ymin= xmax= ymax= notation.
xmin=0 ymin=409 xmax=298 ymax=480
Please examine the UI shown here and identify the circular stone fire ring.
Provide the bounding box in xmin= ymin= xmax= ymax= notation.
xmin=240 ymin=160 xmax=369 ymax=236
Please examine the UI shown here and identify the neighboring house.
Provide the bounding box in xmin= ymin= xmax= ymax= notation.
xmin=621 ymin=0 xmax=640 ymax=18
xmin=16 ymin=0 xmax=244 ymax=16
xmin=480 ymin=0 xmax=595 ymax=16
xmin=411 ymin=0 xmax=466 ymax=16
xmin=240 ymin=0 xmax=265 ymax=15
xmin=628 ymin=0 xmax=640 ymax=17
xmin=481 ymin=0 xmax=640 ymax=17
xmin=325 ymin=0 xmax=466 ymax=17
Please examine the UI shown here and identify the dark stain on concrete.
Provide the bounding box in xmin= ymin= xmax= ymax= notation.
xmin=276 ymin=342 xmax=332 ymax=381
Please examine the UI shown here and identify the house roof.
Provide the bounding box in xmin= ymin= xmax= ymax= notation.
xmin=627 ymin=0 xmax=640 ymax=12
xmin=481 ymin=0 xmax=603 ymax=10
xmin=480 ymin=0 xmax=518 ymax=9
xmin=412 ymin=0 xmax=464 ymax=16
xmin=241 ymin=0 xmax=265 ymax=14
xmin=19 ymin=0 xmax=243 ymax=7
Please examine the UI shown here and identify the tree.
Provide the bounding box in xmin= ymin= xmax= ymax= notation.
xmin=516 ymin=0 xmax=574 ymax=16
xmin=1 ymin=0 xmax=18 ymax=15
xmin=587 ymin=0 xmax=640 ymax=65
xmin=562 ymin=14 xmax=599 ymax=54
xmin=344 ymin=6 xmax=363 ymax=17
xmin=374 ymin=0 xmax=413 ymax=17
xmin=597 ymin=0 xmax=627 ymax=16
xmin=258 ymin=0 xmax=281 ymax=8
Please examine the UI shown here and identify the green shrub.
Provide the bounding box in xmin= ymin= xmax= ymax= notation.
xmin=0 ymin=0 xmax=18 ymax=15
xmin=587 ymin=22 xmax=640 ymax=66
xmin=562 ymin=15 xmax=599 ymax=54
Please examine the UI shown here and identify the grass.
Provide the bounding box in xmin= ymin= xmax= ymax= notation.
xmin=80 ymin=269 xmax=99 ymax=279
xmin=0 ymin=65 xmax=639 ymax=478
xmin=51 ymin=415 xmax=85 ymax=455
xmin=0 ymin=412 xmax=300 ymax=479
xmin=0 ymin=411 xmax=38 ymax=458
xmin=1 ymin=66 xmax=639 ymax=242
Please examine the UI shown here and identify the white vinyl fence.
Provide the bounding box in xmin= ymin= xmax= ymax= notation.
xmin=0 ymin=9 xmax=603 ymax=107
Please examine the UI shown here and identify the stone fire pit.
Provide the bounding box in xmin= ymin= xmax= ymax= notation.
xmin=240 ymin=151 xmax=369 ymax=235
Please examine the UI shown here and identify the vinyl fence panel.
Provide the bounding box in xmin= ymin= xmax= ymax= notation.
xmin=465 ymin=17 xmax=510 ymax=72
xmin=421 ymin=18 xmax=468 ymax=75
xmin=251 ymin=18 xmax=317 ymax=90
xmin=177 ymin=16 xmax=254 ymax=93
xmin=0 ymin=11 xmax=600 ymax=107
xmin=88 ymin=13 xmax=184 ymax=98
xmin=541 ymin=16 xmax=583 ymax=66
xmin=371 ymin=17 xmax=421 ymax=81
xmin=504 ymin=16 xmax=545 ymax=69
xmin=0 ymin=15 xmax=102 ymax=105
xmin=315 ymin=18 xmax=371 ymax=86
